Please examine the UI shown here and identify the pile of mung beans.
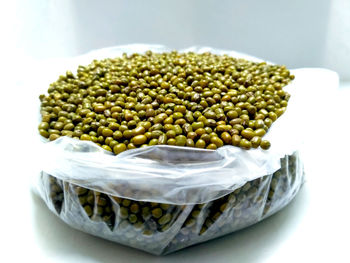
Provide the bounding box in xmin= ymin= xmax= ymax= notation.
xmin=38 ymin=51 xmax=294 ymax=152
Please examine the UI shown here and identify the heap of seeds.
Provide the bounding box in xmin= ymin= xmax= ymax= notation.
xmin=39 ymin=51 xmax=294 ymax=153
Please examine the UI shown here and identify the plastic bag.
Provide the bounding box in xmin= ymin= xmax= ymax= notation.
xmin=37 ymin=45 xmax=305 ymax=255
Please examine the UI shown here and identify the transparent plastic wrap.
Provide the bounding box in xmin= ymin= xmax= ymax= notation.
xmin=36 ymin=45 xmax=305 ymax=255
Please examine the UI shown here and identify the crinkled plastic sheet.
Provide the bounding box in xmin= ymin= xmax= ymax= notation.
xmin=40 ymin=138 xmax=283 ymax=204
xmin=37 ymin=44 xmax=306 ymax=255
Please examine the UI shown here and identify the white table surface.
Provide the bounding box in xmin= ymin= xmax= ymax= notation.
xmin=1 ymin=67 xmax=349 ymax=262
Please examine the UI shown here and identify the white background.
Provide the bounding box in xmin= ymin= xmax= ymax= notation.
xmin=3 ymin=0 xmax=350 ymax=80
xmin=1 ymin=1 xmax=350 ymax=262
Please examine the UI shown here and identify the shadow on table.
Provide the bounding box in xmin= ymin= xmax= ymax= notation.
xmin=31 ymin=184 xmax=309 ymax=263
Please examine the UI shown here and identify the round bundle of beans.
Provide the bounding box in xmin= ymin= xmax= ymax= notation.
xmin=38 ymin=51 xmax=300 ymax=255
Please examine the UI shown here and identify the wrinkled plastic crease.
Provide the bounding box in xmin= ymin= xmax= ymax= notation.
xmin=40 ymin=137 xmax=284 ymax=204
